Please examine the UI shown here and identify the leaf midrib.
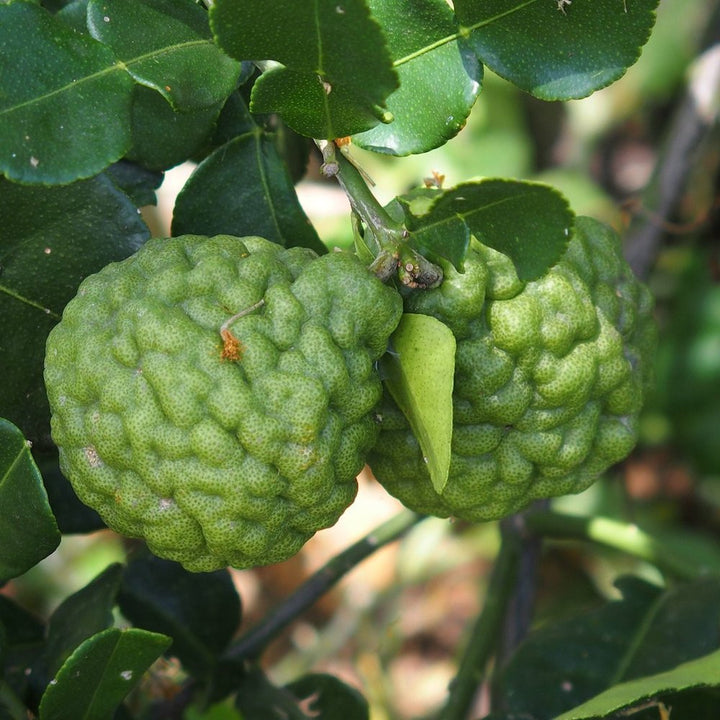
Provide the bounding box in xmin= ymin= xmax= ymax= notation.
xmin=0 ymin=283 xmax=60 ymax=319
xmin=394 ymin=0 xmax=538 ymax=68
xmin=0 ymin=38 xmax=210 ymax=119
xmin=410 ymin=190 xmax=538 ymax=236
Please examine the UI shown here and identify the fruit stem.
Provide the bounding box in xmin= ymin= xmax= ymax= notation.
xmin=317 ymin=139 xmax=406 ymax=250
xmin=438 ymin=523 xmax=522 ymax=720
xmin=224 ymin=509 xmax=423 ymax=662
xmin=524 ymin=510 xmax=705 ymax=580
xmin=318 ymin=140 xmax=444 ymax=288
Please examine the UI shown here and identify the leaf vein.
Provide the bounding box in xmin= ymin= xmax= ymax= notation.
xmin=0 ymin=283 xmax=60 ymax=320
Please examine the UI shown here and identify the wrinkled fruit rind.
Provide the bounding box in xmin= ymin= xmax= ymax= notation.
xmin=369 ymin=217 xmax=657 ymax=521
xmin=44 ymin=235 xmax=402 ymax=571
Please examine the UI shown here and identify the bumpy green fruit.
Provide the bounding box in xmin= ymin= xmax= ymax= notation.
xmin=44 ymin=235 xmax=402 ymax=571
xmin=369 ymin=217 xmax=656 ymax=520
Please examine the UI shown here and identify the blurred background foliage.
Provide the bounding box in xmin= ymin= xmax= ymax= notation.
xmin=4 ymin=1 xmax=720 ymax=718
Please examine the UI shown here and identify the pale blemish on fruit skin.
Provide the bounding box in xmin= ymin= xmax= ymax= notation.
xmin=84 ymin=446 xmax=102 ymax=468
xmin=44 ymin=235 xmax=402 ymax=572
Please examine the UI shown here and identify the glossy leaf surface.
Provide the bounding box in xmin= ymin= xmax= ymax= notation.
xmin=455 ymin=0 xmax=660 ymax=100
xmin=211 ymin=0 xmax=398 ymax=138
xmin=554 ymin=649 xmax=720 ymax=719
xmin=353 ymin=0 xmax=482 ymax=155
xmin=402 ymin=179 xmax=573 ymax=280
xmin=38 ymin=628 xmax=171 ymax=720
xmin=0 ymin=419 xmax=60 ymax=582
xmin=172 ymin=129 xmax=325 ymax=254
xmin=0 ymin=176 xmax=149 ymax=445
xmin=87 ymin=0 xmax=241 ymax=111
xmin=0 ymin=1 xmax=133 ymax=184
xmin=41 ymin=564 xmax=123 ymax=681
xmin=495 ymin=576 xmax=720 ymax=719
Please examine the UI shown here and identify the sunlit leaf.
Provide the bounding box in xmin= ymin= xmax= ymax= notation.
xmin=380 ymin=314 xmax=456 ymax=494
xmin=87 ymin=0 xmax=241 ymax=111
xmin=402 ymin=179 xmax=573 ymax=280
xmin=0 ymin=419 xmax=60 ymax=582
xmin=210 ymin=0 xmax=398 ymax=138
xmin=454 ymin=0 xmax=659 ymax=100
xmin=354 ymin=0 xmax=482 ymax=155
xmin=38 ymin=628 xmax=171 ymax=720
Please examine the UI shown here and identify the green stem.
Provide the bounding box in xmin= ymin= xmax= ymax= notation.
xmin=439 ymin=524 xmax=522 ymax=720
xmin=225 ymin=509 xmax=423 ymax=662
xmin=318 ymin=140 xmax=405 ymax=250
xmin=524 ymin=510 xmax=703 ymax=581
xmin=318 ymin=140 xmax=444 ymax=288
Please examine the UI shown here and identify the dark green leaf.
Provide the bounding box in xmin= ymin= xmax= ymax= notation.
xmin=273 ymin=121 xmax=314 ymax=185
xmin=210 ymin=0 xmax=398 ymax=138
xmin=42 ymin=0 xmax=79 ymax=12
xmin=118 ymin=553 xmax=241 ymax=678
xmin=235 ymin=666 xmax=311 ymax=720
xmin=87 ymin=0 xmax=241 ymax=111
xmin=0 ymin=595 xmax=44 ymax=649
xmin=211 ymin=91 xmax=260 ymax=145
xmin=554 ymin=651 xmax=720 ymax=719
xmin=454 ymin=0 xmax=660 ymax=100
xmin=495 ymin=576 xmax=720 ymax=719
xmin=403 ymin=179 xmax=573 ymax=280
xmin=0 ymin=0 xmax=133 ymax=184
xmin=0 ymin=595 xmax=45 ymax=705
xmin=172 ymin=131 xmax=325 ymax=255
xmin=125 ymin=85 xmax=223 ymax=171
xmin=353 ymin=0 xmax=482 ymax=155
xmin=40 ymin=564 xmax=124 ymax=682
xmin=380 ymin=314 xmax=455 ymax=495
xmin=213 ymin=92 xmax=313 ymax=182
xmin=37 ymin=627 xmax=171 ymax=720
xmin=0 ymin=175 xmax=149 ymax=445
xmin=286 ymin=674 xmax=369 ymax=719
xmin=104 ymin=161 xmax=163 ymax=208
xmin=55 ymin=0 xmax=90 ymax=33
xmin=0 ymin=419 xmax=60 ymax=582
xmin=391 ymin=188 xmax=470 ymax=270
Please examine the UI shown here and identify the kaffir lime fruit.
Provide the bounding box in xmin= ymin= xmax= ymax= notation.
xmin=368 ymin=217 xmax=657 ymax=520
xmin=44 ymin=235 xmax=402 ymax=571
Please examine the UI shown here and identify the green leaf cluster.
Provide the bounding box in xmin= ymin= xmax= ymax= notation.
xmin=489 ymin=576 xmax=720 ymax=720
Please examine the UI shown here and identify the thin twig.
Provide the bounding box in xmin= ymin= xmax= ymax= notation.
xmin=225 ymin=509 xmax=423 ymax=662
